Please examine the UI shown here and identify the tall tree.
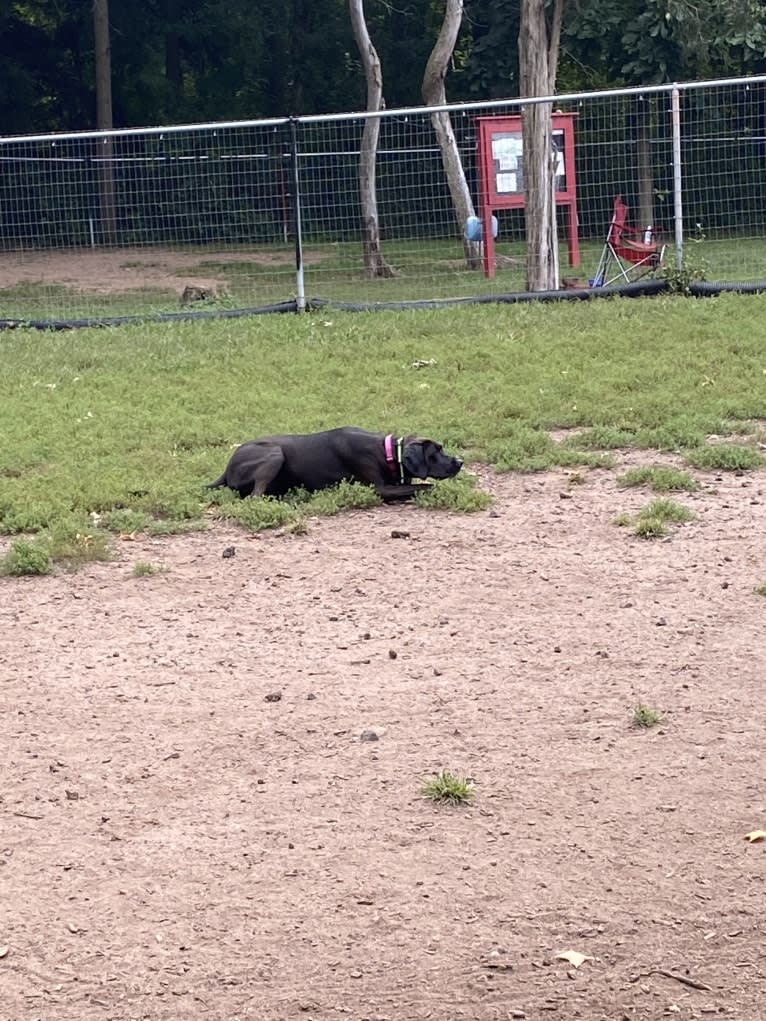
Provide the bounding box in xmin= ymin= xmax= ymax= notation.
xmin=422 ymin=0 xmax=480 ymax=269
xmin=518 ymin=0 xmax=564 ymax=290
xmin=349 ymin=0 xmax=394 ymax=277
xmin=93 ymin=0 xmax=117 ymax=243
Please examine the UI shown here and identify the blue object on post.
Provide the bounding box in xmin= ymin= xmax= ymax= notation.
xmin=465 ymin=215 xmax=498 ymax=243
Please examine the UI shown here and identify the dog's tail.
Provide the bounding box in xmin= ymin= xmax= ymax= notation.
xmin=206 ymin=474 xmax=227 ymax=490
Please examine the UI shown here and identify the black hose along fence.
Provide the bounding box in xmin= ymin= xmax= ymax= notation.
xmin=2 ymin=76 xmax=766 ymax=328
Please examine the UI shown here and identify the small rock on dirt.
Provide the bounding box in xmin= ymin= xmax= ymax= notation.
xmin=264 ymin=692 xmax=282 ymax=703
xmin=360 ymin=728 xmax=385 ymax=742
xmin=388 ymin=649 xmax=398 ymax=660
xmin=222 ymin=546 xmax=236 ymax=559
xmin=390 ymin=529 xmax=410 ymax=539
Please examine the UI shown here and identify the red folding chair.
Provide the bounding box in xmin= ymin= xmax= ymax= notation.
xmin=591 ymin=194 xmax=666 ymax=286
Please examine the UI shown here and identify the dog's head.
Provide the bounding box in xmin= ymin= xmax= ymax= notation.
xmin=401 ymin=437 xmax=463 ymax=481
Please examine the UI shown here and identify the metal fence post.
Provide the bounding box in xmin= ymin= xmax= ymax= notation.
xmin=290 ymin=117 xmax=306 ymax=311
xmin=671 ymin=87 xmax=684 ymax=270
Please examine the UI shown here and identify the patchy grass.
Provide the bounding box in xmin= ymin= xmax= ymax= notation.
xmin=2 ymin=295 xmax=766 ymax=556
xmin=415 ymin=473 xmax=493 ymax=511
xmin=683 ymin=443 xmax=765 ymax=472
xmin=422 ymin=769 xmax=475 ymax=805
xmin=754 ymin=581 xmax=766 ymax=596
xmin=132 ymin=560 xmax=168 ymax=577
xmin=616 ymin=497 xmax=695 ymax=539
xmin=616 ymin=465 xmax=700 ymax=492
xmin=631 ymin=703 xmax=665 ymax=729
xmin=0 ymin=537 xmax=52 ymax=577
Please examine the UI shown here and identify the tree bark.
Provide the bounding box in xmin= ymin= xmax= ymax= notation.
xmin=93 ymin=0 xmax=117 ymax=244
xmin=422 ymin=0 xmax=480 ymax=269
xmin=349 ymin=0 xmax=394 ymax=278
xmin=518 ymin=0 xmax=564 ymax=290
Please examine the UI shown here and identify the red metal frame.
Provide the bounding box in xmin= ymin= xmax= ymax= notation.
xmin=476 ymin=113 xmax=580 ymax=278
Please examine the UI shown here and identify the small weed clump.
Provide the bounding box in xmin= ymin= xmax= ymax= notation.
xmin=422 ymin=769 xmax=475 ymax=805
xmin=415 ymin=474 xmax=493 ymax=512
xmin=684 ymin=444 xmax=764 ymax=472
xmin=616 ymin=497 xmax=694 ymax=540
xmin=754 ymin=581 xmax=766 ymax=596
xmin=132 ymin=560 xmax=167 ymax=577
xmin=631 ymin=703 xmax=665 ymax=728
xmin=0 ymin=538 xmax=52 ymax=576
xmin=617 ymin=465 xmax=700 ymax=492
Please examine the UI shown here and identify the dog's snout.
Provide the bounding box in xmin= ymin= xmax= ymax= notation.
xmin=455 ymin=457 xmax=464 ymax=467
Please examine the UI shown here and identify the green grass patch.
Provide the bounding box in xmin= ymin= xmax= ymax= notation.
xmin=132 ymin=560 xmax=167 ymax=577
xmin=755 ymin=581 xmax=766 ymax=596
xmin=683 ymin=443 xmax=765 ymax=471
xmin=301 ymin=480 xmax=383 ymax=517
xmin=415 ymin=473 xmax=493 ymax=511
xmin=0 ymin=537 xmax=53 ymax=576
xmin=2 ymin=294 xmax=766 ymax=554
xmin=616 ymin=465 xmax=700 ymax=492
xmin=0 ymin=519 xmax=111 ymax=575
xmin=422 ymin=769 xmax=475 ymax=804
xmin=617 ymin=497 xmax=695 ymax=539
xmin=631 ymin=703 xmax=665 ymax=728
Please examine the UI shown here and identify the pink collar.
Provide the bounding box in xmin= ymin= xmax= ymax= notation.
xmin=384 ymin=434 xmax=405 ymax=483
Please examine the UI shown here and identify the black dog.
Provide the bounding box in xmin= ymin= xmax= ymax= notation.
xmin=207 ymin=427 xmax=463 ymax=501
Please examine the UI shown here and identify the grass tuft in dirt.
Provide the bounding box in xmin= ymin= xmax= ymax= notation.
xmin=754 ymin=581 xmax=766 ymax=596
xmin=422 ymin=769 xmax=475 ymax=804
xmin=683 ymin=443 xmax=764 ymax=472
xmin=301 ymin=481 xmax=382 ymax=517
xmin=45 ymin=521 xmax=112 ymax=569
xmin=631 ymin=703 xmax=665 ymax=728
xmin=0 ymin=537 xmax=52 ymax=576
xmin=132 ymin=560 xmax=167 ymax=577
xmin=617 ymin=497 xmax=695 ymax=539
xmin=616 ymin=465 xmax=700 ymax=492
xmin=415 ymin=474 xmax=493 ymax=511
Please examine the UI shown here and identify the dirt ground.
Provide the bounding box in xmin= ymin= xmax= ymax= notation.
xmin=0 ymin=247 xmax=302 ymax=297
xmin=2 ymin=455 xmax=765 ymax=1021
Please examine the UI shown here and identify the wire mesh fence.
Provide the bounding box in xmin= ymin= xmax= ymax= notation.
xmin=1 ymin=75 xmax=765 ymax=324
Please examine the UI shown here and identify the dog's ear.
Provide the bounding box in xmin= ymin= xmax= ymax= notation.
xmin=402 ymin=438 xmax=439 ymax=479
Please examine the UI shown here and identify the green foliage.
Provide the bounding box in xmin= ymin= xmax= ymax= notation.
xmin=616 ymin=465 xmax=700 ymax=492
xmin=631 ymin=703 xmax=664 ymax=728
xmin=684 ymin=443 xmax=765 ymax=471
xmin=217 ymin=496 xmax=302 ymax=532
xmin=1 ymin=297 xmax=766 ymax=556
xmin=44 ymin=520 xmax=112 ymax=569
xmin=132 ymin=560 xmax=167 ymax=576
xmin=302 ymin=481 xmax=382 ymax=516
xmin=415 ymin=474 xmax=493 ymax=512
xmin=617 ymin=497 xmax=695 ymax=539
xmin=422 ymin=769 xmax=475 ymax=804
xmin=0 ymin=538 xmax=52 ymax=577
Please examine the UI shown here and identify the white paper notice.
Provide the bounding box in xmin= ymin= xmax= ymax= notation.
xmin=496 ymin=172 xmax=517 ymax=193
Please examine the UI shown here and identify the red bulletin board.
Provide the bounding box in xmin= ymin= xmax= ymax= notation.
xmin=476 ymin=113 xmax=579 ymax=278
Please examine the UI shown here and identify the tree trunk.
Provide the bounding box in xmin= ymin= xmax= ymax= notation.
xmin=422 ymin=0 xmax=480 ymax=269
xmin=93 ymin=0 xmax=117 ymax=244
xmin=349 ymin=0 xmax=394 ymax=278
xmin=518 ymin=0 xmax=564 ymax=291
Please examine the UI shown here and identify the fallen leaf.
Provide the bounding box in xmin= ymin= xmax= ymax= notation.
xmin=554 ymin=949 xmax=594 ymax=969
xmin=744 ymin=830 xmax=766 ymax=843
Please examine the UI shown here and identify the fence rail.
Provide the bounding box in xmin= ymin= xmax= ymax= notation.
xmin=1 ymin=75 xmax=765 ymax=323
